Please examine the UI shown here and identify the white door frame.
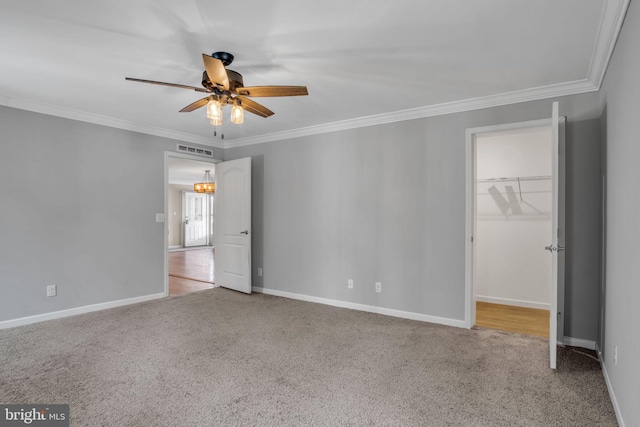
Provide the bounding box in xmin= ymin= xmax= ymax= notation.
xmin=164 ymin=151 xmax=221 ymax=297
xmin=464 ymin=118 xmax=554 ymax=329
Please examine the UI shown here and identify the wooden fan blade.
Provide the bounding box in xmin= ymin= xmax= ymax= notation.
xmin=236 ymin=96 xmax=274 ymax=118
xmin=235 ymin=86 xmax=308 ymax=97
xmin=202 ymin=54 xmax=229 ymax=90
xmin=125 ymin=77 xmax=209 ymax=92
xmin=179 ymin=97 xmax=210 ymax=113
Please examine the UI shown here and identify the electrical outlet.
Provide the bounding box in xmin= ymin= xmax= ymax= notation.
xmin=47 ymin=285 xmax=57 ymax=297
xmin=257 ymin=268 xmax=263 ymax=277
xmin=613 ymin=345 xmax=618 ymax=366
xmin=375 ymin=282 xmax=382 ymax=293
xmin=347 ymin=279 xmax=354 ymax=289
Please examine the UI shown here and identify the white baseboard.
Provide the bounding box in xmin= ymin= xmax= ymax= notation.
xmin=252 ymin=286 xmax=467 ymax=329
xmin=0 ymin=293 xmax=166 ymax=330
xmin=596 ymin=343 xmax=626 ymax=427
xmin=475 ymin=295 xmax=550 ymax=310
xmin=563 ymin=336 xmax=596 ymax=350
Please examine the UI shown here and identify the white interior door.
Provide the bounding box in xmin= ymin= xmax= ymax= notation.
xmin=547 ymin=101 xmax=566 ymax=369
xmin=214 ymin=157 xmax=252 ymax=294
xmin=184 ymin=192 xmax=208 ymax=247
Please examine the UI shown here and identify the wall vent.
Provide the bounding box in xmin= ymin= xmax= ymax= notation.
xmin=176 ymin=143 xmax=214 ymax=158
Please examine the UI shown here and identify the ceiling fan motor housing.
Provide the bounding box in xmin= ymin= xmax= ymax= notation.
xmin=202 ymin=69 xmax=244 ymax=92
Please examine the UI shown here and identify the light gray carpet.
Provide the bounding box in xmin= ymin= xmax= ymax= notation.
xmin=0 ymin=288 xmax=616 ymax=426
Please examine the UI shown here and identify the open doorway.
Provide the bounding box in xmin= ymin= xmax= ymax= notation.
xmin=471 ymin=123 xmax=553 ymax=338
xmin=166 ymin=154 xmax=219 ymax=296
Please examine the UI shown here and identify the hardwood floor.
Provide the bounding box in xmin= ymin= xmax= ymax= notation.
xmin=168 ymin=247 xmax=215 ymax=296
xmin=168 ymin=276 xmax=214 ymax=296
xmin=475 ymin=301 xmax=549 ymax=338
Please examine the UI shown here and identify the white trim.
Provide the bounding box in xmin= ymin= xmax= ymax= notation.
xmin=588 ymin=0 xmax=631 ymax=88
xmin=0 ymin=293 xmax=165 ymax=330
xmin=164 ymin=151 xmax=221 ymax=298
xmin=475 ymin=295 xmax=550 ymax=310
xmin=597 ymin=343 xmax=626 ymax=427
xmin=252 ymin=287 xmax=467 ymax=329
xmin=0 ymin=95 xmax=224 ymax=149
xmin=165 ymin=150 xmax=223 ymax=163
xmin=466 ymin=118 xmax=552 ymax=138
xmin=563 ymin=336 xmax=596 ymax=350
xmin=0 ymin=79 xmax=594 ymax=150
xmin=0 ymin=78 xmax=593 ymax=151
xmin=226 ymin=81 xmax=594 ymax=148
xmin=465 ymin=118 xmax=553 ymax=329
xmin=2 ymin=79 xmax=593 ymax=151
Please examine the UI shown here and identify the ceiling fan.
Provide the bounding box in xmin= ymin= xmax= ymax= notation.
xmin=125 ymin=51 xmax=308 ymax=126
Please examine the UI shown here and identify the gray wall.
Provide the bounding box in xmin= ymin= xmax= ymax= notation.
xmin=0 ymin=92 xmax=605 ymax=345
xmin=599 ymin=0 xmax=640 ymax=424
xmin=225 ymin=92 xmax=603 ymax=336
xmin=0 ymin=78 xmax=608 ymax=360
xmin=0 ymin=106 xmax=222 ymax=322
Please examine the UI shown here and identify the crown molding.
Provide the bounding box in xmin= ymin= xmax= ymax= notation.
xmin=215 ymin=0 xmax=633 ymax=149
xmin=1 ymin=0 xmax=628 ymax=151
xmin=0 ymin=78 xmax=601 ymax=153
xmin=0 ymin=95 xmax=224 ymax=149
xmin=224 ymin=78 xmax=597 ymax=149
xmin=588 ymin=0 xmax=631 ymax=88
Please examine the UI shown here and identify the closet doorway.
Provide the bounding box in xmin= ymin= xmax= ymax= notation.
xmin=471 ymin=123 xmax=553 ymax=338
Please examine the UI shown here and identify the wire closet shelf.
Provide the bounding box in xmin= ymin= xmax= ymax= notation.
xmin=476 ymin=175 xmax=551 ymax=218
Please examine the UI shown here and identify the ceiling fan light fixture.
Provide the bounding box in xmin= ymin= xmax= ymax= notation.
xmin=231 ymin=103 xmax=244 ymax=124
xmin=126 ymin=51 xmax=308 ymax=128
xmin=207 ymin=98 xmax=222 ymax=126
xmin=194 ymin=170 xmax=215 ymax=193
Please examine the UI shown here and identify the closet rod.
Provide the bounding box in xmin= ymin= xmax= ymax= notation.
xmin=476 ymin=175 xmax=551 ymax=183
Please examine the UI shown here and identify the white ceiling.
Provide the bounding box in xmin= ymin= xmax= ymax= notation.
xmin=0 ymin=1 xmax=627 ymax=149
xmin=167 ymin=157 xmax=216 ymax=186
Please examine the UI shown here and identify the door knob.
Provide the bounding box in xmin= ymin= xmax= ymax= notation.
xmin=545 ymin=244 xmax=565 ymax=252
xmin=240 ymin=230 xmax=249 ymax=235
